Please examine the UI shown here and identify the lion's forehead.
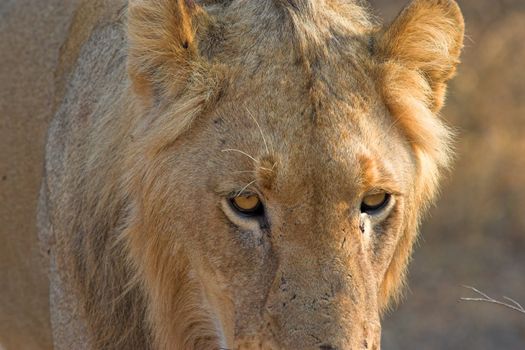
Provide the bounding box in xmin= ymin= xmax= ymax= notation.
xmin=206 ymin=97 xmax=411 ymax=206
xmin=271 ymin=136 xmax=407 ymax=203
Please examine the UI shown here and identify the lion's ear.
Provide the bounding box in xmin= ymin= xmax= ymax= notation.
xmin=375 ymin=0 xmax=464 ymax=111
xmin=127 ymin=0 xmax=209 ymax=102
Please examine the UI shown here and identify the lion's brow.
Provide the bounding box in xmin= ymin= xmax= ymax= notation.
xmin=358 ymin=155 xmax=400 ymax=194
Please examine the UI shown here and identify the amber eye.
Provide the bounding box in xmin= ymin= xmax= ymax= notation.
xmin=361 ymin=192 xmax=390 ymax=214
xmin=230 ymin=194 xmax=263 ymax=216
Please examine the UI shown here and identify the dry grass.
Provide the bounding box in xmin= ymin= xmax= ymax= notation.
xmin=461 ymin=286 xmax=525 ymax=315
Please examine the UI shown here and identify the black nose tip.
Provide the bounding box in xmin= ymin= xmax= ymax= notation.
xmin=319 ymin=345 xmax=337 ymax=350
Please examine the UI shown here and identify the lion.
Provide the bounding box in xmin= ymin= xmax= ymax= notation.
xmin=2 ymin=0 xmax=464 ymax=349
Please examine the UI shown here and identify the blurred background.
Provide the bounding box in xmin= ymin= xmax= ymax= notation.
xmin=369 ymin=0 xmax=525 ymax=348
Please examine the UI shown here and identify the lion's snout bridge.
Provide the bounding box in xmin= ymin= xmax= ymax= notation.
xmin=260 ymin=241 xmax=381 ymax=350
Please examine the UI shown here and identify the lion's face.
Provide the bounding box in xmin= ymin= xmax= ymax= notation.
xmin=124 ymin=0 xmax=464 ymax=349
xmin=164 ymin=86 xmax=412 ymax=349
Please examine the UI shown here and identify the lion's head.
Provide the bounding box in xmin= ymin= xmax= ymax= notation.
xmin=75 ymin=0 xmax=464 ymax=349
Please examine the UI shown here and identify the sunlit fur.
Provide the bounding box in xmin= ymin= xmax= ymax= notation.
xmin=42 ymin=0 xmax=464 ymax=349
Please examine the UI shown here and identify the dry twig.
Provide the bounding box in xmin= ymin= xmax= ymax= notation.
xmin=461 ymin=286 xmax=525 ymax=315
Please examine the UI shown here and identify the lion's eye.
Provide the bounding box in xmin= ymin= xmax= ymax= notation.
xmin=230 ymin=194 xmax=263 ymax=216
xmin=361 ymin=192 xmax=390 ymax=214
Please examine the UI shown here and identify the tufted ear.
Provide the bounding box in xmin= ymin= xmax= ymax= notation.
xmin=375 ymin=0 xmax=464 ymax=112
xmin=127 ymin=0 xmax=211 ymax=103
xmin=373 ymin=2 xmax=464 ymax=310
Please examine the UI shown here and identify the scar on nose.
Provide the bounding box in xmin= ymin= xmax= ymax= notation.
xmin=257 ymin=155 xmax=278 ymax=190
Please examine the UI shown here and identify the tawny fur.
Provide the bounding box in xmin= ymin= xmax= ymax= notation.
xmin=39 ymin=0 xmax=464 ymax=349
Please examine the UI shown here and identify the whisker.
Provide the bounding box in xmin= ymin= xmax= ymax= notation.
xmin=236 ymin=180 xmax=257 ymax=197
xmin=246 ymin=107 xmax=270 ymax=154
xmin=231 ymin=170 xmax=258 ymax=175
xmin=222 ymin=148 xmax=258 ymax=163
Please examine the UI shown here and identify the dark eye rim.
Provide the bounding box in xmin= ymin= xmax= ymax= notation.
xmin=229 ymin=196 xmax=265 ymax=217
xmin=360 ymin=193 xmax=391 ymax=214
